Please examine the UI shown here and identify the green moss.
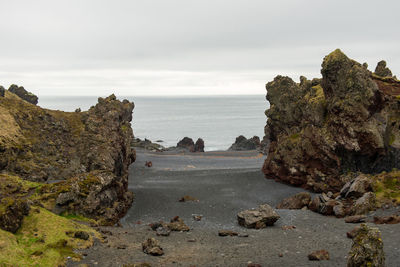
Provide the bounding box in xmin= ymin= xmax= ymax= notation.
xmin=389 ymin=134 xmax=396 ymax=145
xmin=78 ymin=173 xmax=101 ymax=195
xmin=372 ymin=170 xmax=400 ymax=204
xmin=0 ymin=207 xmax=99 ymax=266
xmin=290 ymin=133 xmax=300 ymax=140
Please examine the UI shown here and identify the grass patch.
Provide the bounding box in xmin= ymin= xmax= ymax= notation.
xmin=0 ymin=207 xmax=99 ymax=266
xmin=372 ymin=170 xmax=400 ymax=205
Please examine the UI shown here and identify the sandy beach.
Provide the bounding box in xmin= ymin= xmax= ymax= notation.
xmin=67 ymin=149 xmax=400 ymax=267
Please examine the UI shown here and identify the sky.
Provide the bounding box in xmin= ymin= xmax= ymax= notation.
xmin=0 ymin=0 xmax=399 ymax=96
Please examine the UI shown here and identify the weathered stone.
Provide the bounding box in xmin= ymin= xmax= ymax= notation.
xmin=229 ymin=135 xmax=261 ymax=151
xmin=351 ymin=192 xmax=376 ymax=215
xmin=8 ymin=84 xmax=38 ymax=105
xmin=167 ymin=216 xmax=190 ymax=232
xmin=177 ymin=137 xmax=195 ymax=152
xmin=276 ymin=192 xmax=311 ymax=209
xmin=218 ymin=230 xmax=239 ymax=236
xmin=308 ymin=250 xmax=330 ymax=261
xmin=333 ymin=203 xmax=345 ymax=218
xmin=0 ymin=198 xmax=30 ymax=233
xmin=156 ymin=226 xmax=171 ymax=237
xmin=374 ymin=60 xmax=393 ymax=77
xmin=194 ymin=138 xmax=205 ymax=152
xmin=142 ymin=238 xmax=164 ymax=256
xmin=345 ymin=215 xmax=366 ymax=224
xmin=0 ymin=86 xmax=5 ymax=97
xmin=262 ymin=49 xmax=400 ymax=194
xmin=340 ymin=174 xmax=372 ymax=199
xmin=347 ymin=224 xmax=385 ymax=267
xmin=237 ymin=204 xmax=280 ymax=229
xmin=373 ymin=215 xmax=400 ymax=224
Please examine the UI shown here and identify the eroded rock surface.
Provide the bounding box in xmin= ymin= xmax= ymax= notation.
xmin=237 ymin=204 xmax=280 ymax=228
xmin=276 ymin=192 xmax=311 ymax=209
xmin=229 ymin=135 xmax=261 ymax=151
xmin=8 ymin=84 xmax=38 ymax=105
xmin=262 ymin=49 xmax=400 ymax=193
xmin=0 ymin=91 xmax=135 ymax=225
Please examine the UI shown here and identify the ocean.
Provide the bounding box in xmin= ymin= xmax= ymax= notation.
xmin=39 ymin=95 xmax=269 ymax=151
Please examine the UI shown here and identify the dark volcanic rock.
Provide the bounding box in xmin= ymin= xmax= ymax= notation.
xmin=229 ymin=135 xmax=261 ymax=151
xmin=0 ymin=198 xmax=30 ymax=233
xmin=237 ymin=204 xmax=280 ymax=229
xmin=8 ymin=84 xmax=38 ymax=105
xmin=0 ymin=86 xmax=5 ymax=97
xmin=276 ymin=192 xmax=311 ymax=209
xmin=0 ymin=92 xmax=136 ymax=225
xmin=347 ymin=224 xmax=385 ymax=267
xmin=374 ymin=60 xmax=393 ymax=77
xmin=262 ymin=49 xmax=400 ymax=193
xmin=194 ymin=138 xmax=205 ymax=152
xmin=177 ymin=137 xmax=195 ymax=152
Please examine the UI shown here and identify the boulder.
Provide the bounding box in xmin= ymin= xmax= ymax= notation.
xmin=0 ymin=198 xmax=30 ymax=233
xmin=8 ymin=84 xmax=38 ymax=105
xmin=351 ymin=192 xmax=376 ymax=215
xmin=276 ymin=192 xmax=311 ymax=209
xmin=308 ymin=250 xmax=330 ymax=261
xmin=142 ymin=238 xmax=164 ymax=256
xmin=347 ymin=224 xmax=385 ymax=267
xmin=345 ymin=215 xmax=367 ymax=224
xmin=237 ymin=204 xmax=280 ymax=229
xmin=309 ymin=194 xmax=337 ymax=216
xmin=374 ymin=60 xmax=393 ymax=77
xmin=373 ymin=215 xmax=400 ymax=224
xmin=340 ymin=174 xmax=372 ymax=199
xmin=194 ymin=138 xmax=205 ymax=152
xmin=228 ymin=135 xmax=261 ymax=151
xmin=177 ymin=137 xmax=195 ymax=152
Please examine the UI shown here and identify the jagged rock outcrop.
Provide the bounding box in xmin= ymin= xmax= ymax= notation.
xmin=228 ymin=135 xmax=261 ymax=151
xmin=170 ymin=137 xmax=205 ymax=152
xmin=8 ymin=84 xmax=38 ymax=105
xmin=263 ymin=49 xmax=400 ymax=193
xmin=194 ymin=138 xmax=205 ymax=152
xmin=374 ymin=60 xmax=393 ymax=78
xmin=0 ymin=91 xmax=135 ymax=225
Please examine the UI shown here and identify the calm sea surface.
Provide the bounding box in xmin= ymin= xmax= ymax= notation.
xmin=39 ymin=95 xmax=269 ymax=151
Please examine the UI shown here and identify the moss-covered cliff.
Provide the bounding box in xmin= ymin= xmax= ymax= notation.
xmin=263 ymin=49 xmax=400 ymax=193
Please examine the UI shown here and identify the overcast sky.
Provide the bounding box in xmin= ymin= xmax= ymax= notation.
xmin=0 ymin=0 xmax=399 ymax=96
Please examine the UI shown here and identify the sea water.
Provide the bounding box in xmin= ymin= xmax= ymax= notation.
xmin=39 ymin=95 xmax=269 ymax=151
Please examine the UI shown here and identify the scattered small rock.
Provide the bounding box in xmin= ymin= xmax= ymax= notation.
xmin=237 ymin=204 xmax=280 ymax=229
xmin=187 ymin=239 xmax=197 ymax=242
xmin=145 ymin=161 xmax=152 ymax=167
xmin=345 ymin=215 xmax=367 ymax=223
xmin=123 ymin=263 xmax=152 ymax=267
xmin=142 ymin=238 xmax=164 ymax=256
xmin=238 ymin=233 xmax=249 ymax=237
xmin=281 ymin=225 xmax=296 ymax=230
xmin=308 ymin=250 xmax=330 ymax=261
xmin=156 ymin=226 xmax=171 ymax=237
xmin=117 ymin=244 xmax=127 ymax=249
xmin=347 ymin=224 xmax=385 ymax=267
xmin=179 ymin=195 xmax=199 ymax=202
xmin=278 ymin=253 xmax=283 ymax=257
xmin=373 ymin=215 xmax=400 ymax=224
xmin=167 ymin=216 xmax=190 ymax=232
xmin=247 ymin=263 xmax=262 ymax=267
xmin=218 ymin=230 xmax=239 ymax=237
xmin=276 ymin=192 xmax=311 ymax=209
xmin=192 ymin=214 xmax=202 ymax=221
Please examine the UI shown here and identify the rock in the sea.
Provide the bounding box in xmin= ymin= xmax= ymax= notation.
xmin=374 ymin=60 xmax=393 ymax=77
xmin=276 ymin=192 xmax=311 ymax=209
xmin=345 ymin=215 xmax=367 ymax=224
xmin=194 ymin=138 xmax=205 ymax=152
xmin=0 ymin=198 xmax=30 ymax=233
xmin=177 ymin=137 xmax=195 ymax=152
xmin=142 ymin=238 xmax=164 ymax=256
xmin=308 ymin=250 xmax=330 ymax=261
xmin=8 ymin=84 xmax=38 ymax=105
xmin=229 ymin=135 xmax=261 ymax=151
xmin=347 ymin=224 xmax=385 ymax=267
xmin=237 ymin=204 xmax=280 ymax=229
xmin=262 ymin=49 xmax=400 ymax=193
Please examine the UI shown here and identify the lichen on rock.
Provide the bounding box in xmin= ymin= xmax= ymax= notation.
xmin=262 ymin=49 xmax=400 ymax=194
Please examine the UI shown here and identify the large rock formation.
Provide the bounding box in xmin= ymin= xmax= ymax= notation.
xmin=228 ymin=135 xmax=261 ymax=151
xmin=0 ymin=90 xmax=135 ymax=225
xmin=263 ymin=49 xmax=400 ymax=193
xmin=8 ymin=84 xmax=38 ymax=105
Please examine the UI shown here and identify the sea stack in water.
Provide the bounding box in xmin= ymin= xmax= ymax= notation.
xmin=262 ymin=49 xmax=400 ymax=194
xmin=176 ymin=137 xmax=205 ymax=152
xmin=228 ymin=135 xmax=261 ymax=151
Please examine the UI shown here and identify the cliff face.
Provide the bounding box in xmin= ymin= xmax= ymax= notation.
xmin=262 ymin=49 xmax=400 ymax=192
xmin=0 ymin=90 xmax=135 ymax=224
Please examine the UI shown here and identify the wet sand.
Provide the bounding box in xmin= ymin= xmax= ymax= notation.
xmin=68 ymin=149 xmax=400 ymax=267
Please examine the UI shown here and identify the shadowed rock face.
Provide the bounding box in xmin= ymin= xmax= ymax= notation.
xmin=263 ymin=49 xmax=400 ymax=192
xmin=8 ymin=84 xmax=38 ymax=105
xmin=0 ymin=91 xmax=135 ymax=225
